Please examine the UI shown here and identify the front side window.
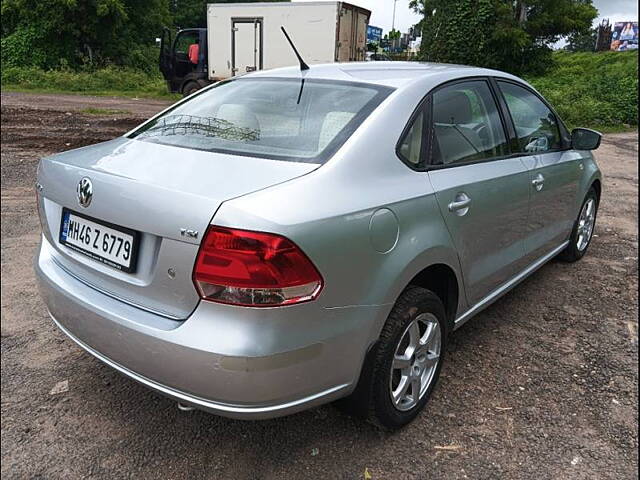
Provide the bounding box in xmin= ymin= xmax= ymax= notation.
xmin=430 ymin=80 xmax=508 ymax=166
xmin=130 ymin=78 xmax=392 ymax=163
xmin=175 ymin=32 xmax=199 ymax=58
xmin=498 ymin=81 xmax=562 ymax=154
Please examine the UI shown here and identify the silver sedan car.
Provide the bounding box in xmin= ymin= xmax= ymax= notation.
xmin=35 ymin=62 xmax=602 ymax=429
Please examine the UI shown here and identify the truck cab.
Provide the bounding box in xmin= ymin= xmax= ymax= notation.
xmin=159 ymin=28 xmax=209 ymax=96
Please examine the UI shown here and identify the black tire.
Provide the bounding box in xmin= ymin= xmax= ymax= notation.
xmin=558 ymin=187 xmax=599 ymax=263
xmin=339 ymin=286 xmax=448 ymax=430
xmin=182 ymin=81 xmax=200 ymax=97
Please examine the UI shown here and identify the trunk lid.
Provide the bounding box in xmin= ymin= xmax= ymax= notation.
xmin=37 ymin=138 xmax=318 ymax=319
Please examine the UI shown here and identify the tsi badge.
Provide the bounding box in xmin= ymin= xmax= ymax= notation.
xmin=77 ymin=177 xmax=93 ymax=208
xmin=180 ymin=228 xmax=199 ymax=239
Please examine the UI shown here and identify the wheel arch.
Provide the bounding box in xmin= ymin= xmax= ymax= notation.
xmin=381 ymin=246 xmax=465 ymax=335
xmin=406 ymin=263 xmax=461 ymax=332
xmin=591 ymin=178 xmax=602 ymax=203
xmin=375 ymin=239 xmax=467 ymax=334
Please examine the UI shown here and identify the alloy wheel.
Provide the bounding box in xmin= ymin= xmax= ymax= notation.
xmin=389 ymin=313 xmax=441 ymax=411
xmin=577 ymin=198 xmax=596 ymax=251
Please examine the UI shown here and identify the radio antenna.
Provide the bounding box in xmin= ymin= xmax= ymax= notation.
xmin=281 ymin=26 xmax=309 ymax=71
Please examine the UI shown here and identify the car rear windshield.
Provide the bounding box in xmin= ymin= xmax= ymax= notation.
xmin=129 ymin=78 xmax=393 ymax=163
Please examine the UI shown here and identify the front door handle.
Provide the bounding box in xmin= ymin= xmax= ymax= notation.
xmin=532 ymin=173 xmax=545 ymax=191
xmin=448 ymin=192 xmax=471 ymax=216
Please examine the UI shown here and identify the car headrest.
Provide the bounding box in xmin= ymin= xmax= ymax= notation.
xmin=216 ymin=104 xmax=260 ymax=135
xmin=433 ymin=91 xmax=473 ymax=124
xmin=318 ymin=111 xmax=355 ymax=151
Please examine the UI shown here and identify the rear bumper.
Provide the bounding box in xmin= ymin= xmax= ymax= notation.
xmin=36 ymin=236 xmax=383 ymax=419
xmin=49 ymin=315 xmax=350 ymax=418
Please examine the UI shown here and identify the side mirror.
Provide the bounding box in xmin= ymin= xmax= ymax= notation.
xmin=571 ymin=128 xmax=602 ymax=151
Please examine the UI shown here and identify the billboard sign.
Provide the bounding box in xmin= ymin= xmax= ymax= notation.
xmin=367 ymin=25 xmax=383 ymax=43
xmin=611 ymin=21 xmax=638 ymax=51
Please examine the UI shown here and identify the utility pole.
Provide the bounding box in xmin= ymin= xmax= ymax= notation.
xmin=392 ymin=0 xmax=398 ymax=33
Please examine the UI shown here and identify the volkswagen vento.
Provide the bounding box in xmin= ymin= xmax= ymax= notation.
xmin=35 ymin=62 xmax=602 ymax=429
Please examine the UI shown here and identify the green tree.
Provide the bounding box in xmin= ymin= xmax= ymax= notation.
xmin=565 ymin=28 xmax=597 ymax=52
xmin=172 ymin=0 xmax=208 ymax=28
xmin=1 ymin=0 xmax=171 ymax=70
xmin=388 ymin=29 xmax=401 ymax=40
xmin=409 ymin=0 xmax=598 ymax=75
xmin=172 ymin=0 xmax=290 ymax=29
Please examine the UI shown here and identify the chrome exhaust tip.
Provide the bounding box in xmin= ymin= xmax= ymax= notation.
xmin=177 ymin=402 xmax=195 ymax=412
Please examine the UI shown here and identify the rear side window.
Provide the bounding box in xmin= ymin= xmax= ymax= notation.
xmin=398 ymin=111 xmax=424 ymax=166
xmin=130 ymin=78 xmax=392 ymax=163
xmin=431 ymin=80 xmax=508 ymax=166
xmin=497 ymin=81 xmax=562 ymax=153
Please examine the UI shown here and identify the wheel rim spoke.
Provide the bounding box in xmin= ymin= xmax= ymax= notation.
xmin=424 ymin=352 xmax=439 ymax=369
xmin=392 ymin=376 xmax=410 ymax=404
xmin=408 ymin=321 xmax=420 ymax=350
xmin=410 ymin=376 xmax=421 ymax=401
xmin=420 ymin=322 xmax=436 ymax=348
xmin=393 ymin=355 xmax=411 ymax=370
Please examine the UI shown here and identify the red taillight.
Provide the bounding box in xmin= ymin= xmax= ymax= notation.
xmin=193 ymin=226 xmax=323 ymax=307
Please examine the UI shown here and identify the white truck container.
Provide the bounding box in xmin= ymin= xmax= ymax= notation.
xmin=206 ymin=1 xmax=371 ymax=80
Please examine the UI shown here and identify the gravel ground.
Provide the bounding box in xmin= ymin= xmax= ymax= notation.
xmin=1 ymin=92 xmax=638 ymax=479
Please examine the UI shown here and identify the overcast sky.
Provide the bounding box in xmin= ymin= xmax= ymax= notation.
xmin=592 ymin=0 xmax=638 ymax=26
xmin=360 ymin=0 xmax=421 ymax=33
xmin=299 ymin=0 xmax=638 ymax=35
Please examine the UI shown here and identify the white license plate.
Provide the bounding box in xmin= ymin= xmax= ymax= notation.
xmin=59 ymin=209 xmax=139 ymax=273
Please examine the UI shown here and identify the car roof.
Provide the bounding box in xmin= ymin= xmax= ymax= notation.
xmin=248 ymin=61 xmax=524 ymax=89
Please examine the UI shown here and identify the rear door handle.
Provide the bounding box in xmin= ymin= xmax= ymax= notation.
xmin=532 ymin=173 xmax=545 ymax=191
xmin=448 ymin=192 xmax=471 ymax=215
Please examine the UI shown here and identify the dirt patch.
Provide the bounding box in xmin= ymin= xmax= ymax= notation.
xmin=1 ymin=93 xmax=638 ymax=479
xmin=1 ymin=91 xmax=172 ymax=118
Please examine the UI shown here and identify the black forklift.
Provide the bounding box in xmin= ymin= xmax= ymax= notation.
xmin=159 ymin=27 xmax=212 ymax=96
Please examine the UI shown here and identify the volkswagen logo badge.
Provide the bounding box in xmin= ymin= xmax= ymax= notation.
xmin=77 ymin=177 xmax=93 ymax=208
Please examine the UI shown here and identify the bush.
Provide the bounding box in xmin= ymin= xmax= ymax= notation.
xmin=0 ymin=26 xmax=70 ymax=69
xmin=0 ymin=65 xmax=173 ymax=98
xmin=527 ymin=51 xmax=638 ymax=130
xmin=119 ymin=45 xmax=162 ymax=76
